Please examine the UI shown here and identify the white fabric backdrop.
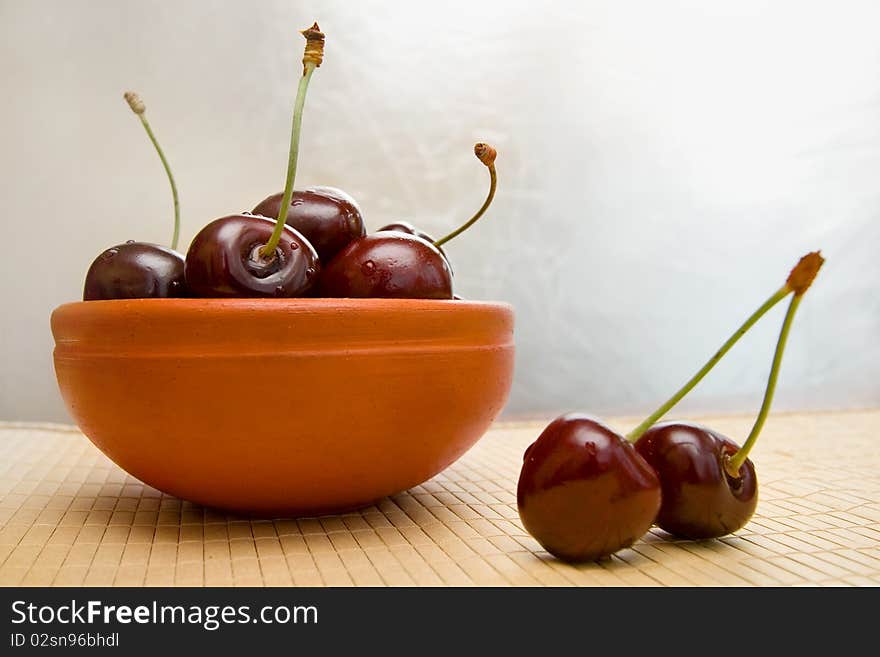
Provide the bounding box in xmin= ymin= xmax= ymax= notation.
xmin=1 ymin=0 xmax=878 ymax=422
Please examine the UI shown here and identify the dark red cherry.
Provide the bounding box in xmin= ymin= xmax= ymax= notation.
xmin=634 ymin=421 xmax=757 ymax=539
xmin=317 ymin=231 xmax=452 ymax=299
xmin=83 ymin=242 xmax=187 ymax=300
xmin=517 ymin=414 xmax=662 ymax=562
xmin=184 ymin=214 xmax=319 ymax=298
xmin=253 ymin=186 xmax=365 ymax=263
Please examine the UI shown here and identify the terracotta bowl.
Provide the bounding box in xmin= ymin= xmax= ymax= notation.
xmin=50 ymin=298 xmax=514 ymax=515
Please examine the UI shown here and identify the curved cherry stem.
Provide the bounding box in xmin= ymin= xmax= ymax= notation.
xmin=725 ymin=293 xmax=802 ymax=475
xmin=626 ymin=251 xmax=824 ymax=443
xmin=434 ymin=144 xmax=497 ymax=248
xmin=124 ymin=92 xmax=180 ymax=250
xmin=626 ymin=286 xmax=791 ymax=443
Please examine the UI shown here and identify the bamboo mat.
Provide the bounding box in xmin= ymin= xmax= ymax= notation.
xmin=1 ymin=410 xmax=878 ymax=587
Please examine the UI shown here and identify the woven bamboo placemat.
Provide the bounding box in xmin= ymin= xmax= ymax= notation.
xmin=1 ymin=410 xmax=878 ymax=587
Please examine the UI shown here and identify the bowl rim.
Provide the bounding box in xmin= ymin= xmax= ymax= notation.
xmin=52 ymin=296 xmax=513 ymax=313
xmin=51 ymin=297 xmax=515 ymax=354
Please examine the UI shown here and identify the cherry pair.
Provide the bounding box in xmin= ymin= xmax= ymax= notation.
xmin=84 ymin=25 xmax=498 ymax=302
xmin=517 ymin=252 xmax=824 ymax=562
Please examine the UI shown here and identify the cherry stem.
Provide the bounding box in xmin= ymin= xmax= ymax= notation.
xmin=626 ymin=250 xmax=823 ymax=445
xmin=261 ymin=62 xmax=317 ymax=257
xmin=434 ymin=143 xmax=498 ymax=248
xmin=124 ymin=92 xmax=180 ymax=250
xmin=725 ymin=293 xmax=802 ymax=475
xmin=626 ymin=285 xmax=791 ymax=443
xmin=261 ymin=24 xmax=324 ymax=258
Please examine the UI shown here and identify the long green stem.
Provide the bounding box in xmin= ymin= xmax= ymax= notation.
xmin=136 ymin=113 xmax=180 ymax=250
xmin=626 ymin=285 xmax=791 ymax=442
xmin=434 ymin=164 xmax=496 ymax=248
xmin=261 ymin=63 xmax=316 ymax=257
xmin=725 ymin=294 xmax=802 ymax=474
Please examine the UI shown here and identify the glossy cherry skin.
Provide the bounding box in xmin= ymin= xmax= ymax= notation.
xmin=634 ymin=421 xmax=757 ymax=539
xmin=252 ymin=186 xmax=365 ymax=263
xmin=517 ymin=414 xmax=662 ymax=562
xmin=378 ymin=220 xmax=451 ymax=267
xmin=83 ymin=242 xmax=187 ymax=300
xmin=378 ymin=221 xmax=436 ymax=244
xmin=317 ymin=231 xmax=453 ymax=299
xmin=184 ymin=214 xmax=320 ymax=298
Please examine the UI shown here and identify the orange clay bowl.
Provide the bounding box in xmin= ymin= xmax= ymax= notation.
xmin=50 ymin=298 xmax=514 ymax=516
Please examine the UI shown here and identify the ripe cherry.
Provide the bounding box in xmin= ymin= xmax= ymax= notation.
xmin=83 ymin=92 xmax=187 ymax=300
xmin=316 ymin=231 xmax=452 ymax=299
xmin=84 ymin=241 xmax=186 ymax=300
xmin=184 ymin=24 xmax=326 ymax=298
xmin=318 ymin=143 xmax=497 ymax=298
xmin=518 ymin=414 xmax=661 ymax=562
xmin=634 ymin=422 xmax=757 ymax=539
xmin=184 ymin=214 xmax=319 ymax=297
xmin=628 ymin=251 xmax=825 ymax=539
xmin=252 ymin=186 xmax=365 ymax=263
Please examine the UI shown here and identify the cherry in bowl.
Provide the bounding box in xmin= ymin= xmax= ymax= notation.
xmin=252 ymin=186 xmax=365 ymax=263
xmin=84 ymin=241 xmax=186 ymax=300
xmin=83 ymin=91 xmax=187 ymax=301
xmin=319 ymin=143 xmax=497 ymax=299
xmin=317 ymin=231 xmax=452 ymax=299
xmin=184 ymin=214 xmax=319 ymax=298
xmin=184 ymin=25 xmax=326 ymax=299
